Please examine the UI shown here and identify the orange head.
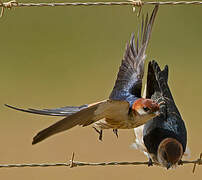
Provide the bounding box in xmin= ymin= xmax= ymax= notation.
xmin=157 ymin=138 xmax=183 ymax=169
xmin=132 ymin=98 xmax=160 ymax=116
xmin=131 ymin=98 xmax=160 ymax=125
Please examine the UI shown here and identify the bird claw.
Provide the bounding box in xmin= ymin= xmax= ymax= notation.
xmin=99 ymin=130 xmax=103 ymax=141
xmin=148 ymin=158 xmax=153 ymax=167
xmin=178 ymin=160 xmax=183 ymax=166
xmin=113 ymin=129 xmax=118 ymax=138
xmin=93 ymin=127 xmax=103 ymax=141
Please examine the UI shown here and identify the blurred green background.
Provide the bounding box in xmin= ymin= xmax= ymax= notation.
xmin=0 ymin=0 xmax=202 ymax=179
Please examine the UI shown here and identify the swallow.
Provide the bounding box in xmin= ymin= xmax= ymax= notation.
xmin=133 ymin=60 xmax=188 ymax=169
xmin=5 ymin=5 xmax=160 ymax=145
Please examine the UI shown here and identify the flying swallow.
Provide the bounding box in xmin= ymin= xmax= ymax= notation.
xmin=133 ymin=60 xmax=188 ymax=169
xmin=5 ymin=5 xmax=160 ymax=145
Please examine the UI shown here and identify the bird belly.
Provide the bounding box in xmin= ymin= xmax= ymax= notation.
xmin=93 ymin=117 xmax=140 ymax=129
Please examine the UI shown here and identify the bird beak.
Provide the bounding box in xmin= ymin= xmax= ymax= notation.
xmin=166 ymin=162 xmax=172 ymax=170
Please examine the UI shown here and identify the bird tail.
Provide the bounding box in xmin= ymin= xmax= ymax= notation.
xmin=149 ymin=60 xmax=171 ymax=100
xmin=146 ymin=60 xmax=181 ymax=117
xmin=146 ymin=60 xmax=168 ymax=98
xmin=4 ymin=104 xmax=88 ymax=117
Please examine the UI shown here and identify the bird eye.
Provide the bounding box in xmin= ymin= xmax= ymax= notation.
xmin=143 ymin=107 xmax=150 ymax=112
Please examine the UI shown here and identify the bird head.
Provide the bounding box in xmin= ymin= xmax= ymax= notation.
xmin=157 ymin=138 xmax=183 ymax=169
xmin=131 ymin=98 xmax=160 ymax=124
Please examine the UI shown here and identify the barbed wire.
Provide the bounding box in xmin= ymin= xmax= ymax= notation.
xmin=0 ymin=1 xmax=202 ymax=17
xmin=0 ymin=152 xmax=201 ymax=173
xmin=0 ymin=1 xmax=201 ymax=172
xmin=1 ymin=1 xmax=202 ymax=8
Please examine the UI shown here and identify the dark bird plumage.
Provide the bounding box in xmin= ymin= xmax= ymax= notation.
xmin=133 ymin=60 xmax=188 ymax=169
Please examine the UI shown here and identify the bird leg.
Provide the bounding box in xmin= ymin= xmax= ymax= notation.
xmin=113 ymin=129 xmax=118 ymax=138
xmin=178 ymin=159 xmax=183 ymax=166
xmin=93 ymin=127 xmax=103 ymax=141
xmin=148 ymin=157 xmax=153 ymax=167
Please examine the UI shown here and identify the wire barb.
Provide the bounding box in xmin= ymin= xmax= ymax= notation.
xmin=192 ymin=153 xmax=202 ymax=173
xmin=128 ymin=0 xmax=143 ymax=16
xmin=0 ymin=0 xmax=18 ymax=18
xmin=69 ymin=152 xmax=76 ymax=168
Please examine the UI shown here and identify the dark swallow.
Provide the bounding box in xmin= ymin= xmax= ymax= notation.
xmin=133 ymin=60 xmax=188 ymax=169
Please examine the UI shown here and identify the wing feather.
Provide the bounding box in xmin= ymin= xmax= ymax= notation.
xmin=32 ymin=100 xmax=129 ymax=144
xmin=109 ymin=5 xmax=159 ymax=103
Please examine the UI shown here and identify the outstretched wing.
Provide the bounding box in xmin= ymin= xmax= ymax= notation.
xmin=32 ymin=100 xmax=129 ymax=144
xmin=5 ymin=104 xmax=88 ymax=117
xmin=109 ymin=5 xmax=159 ymax=104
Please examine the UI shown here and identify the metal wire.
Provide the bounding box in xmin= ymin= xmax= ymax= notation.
xmin=0 ymin=153 xmax=201 ymax=173
xmin=0 ymin=160 xmax=200 ymax=168
xmin=0 ymin=1 xmax=202 ymax=8
xmin=0 ymin=1 xmax=202 ymax=17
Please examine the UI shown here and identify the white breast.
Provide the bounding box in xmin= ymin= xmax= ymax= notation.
xmin=132 ymin=125 xmax=150 ymax=158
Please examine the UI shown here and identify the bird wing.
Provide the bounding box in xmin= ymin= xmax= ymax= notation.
xmin=32 ymin=99 xmax=130 ymax=144
xmin=5 ymin=104 xmax=88 ymax=116
xmin=109 ymin=5 xmax=159 ymax=104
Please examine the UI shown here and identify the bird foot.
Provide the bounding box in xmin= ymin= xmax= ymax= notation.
xmin=93 ymin=127 xmax=103 ymax=141
xmin=113 ymin=129 xmax=118 ymax=138
xmin=178 ymin=160 xmax=183 ymax=166
xmin=148 ymin=158 xmax=153 ymax=167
